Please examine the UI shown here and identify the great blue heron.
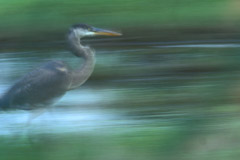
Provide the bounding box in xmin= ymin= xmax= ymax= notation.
xmin=0 ymin=24 xmax=121 ymax=113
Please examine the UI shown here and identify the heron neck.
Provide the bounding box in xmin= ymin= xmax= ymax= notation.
xmin=68 ymin=35 xmax=96 ymax=90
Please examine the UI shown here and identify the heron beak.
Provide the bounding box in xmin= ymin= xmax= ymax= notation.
xmin=92 ymin=27 xmax=122 ymax=36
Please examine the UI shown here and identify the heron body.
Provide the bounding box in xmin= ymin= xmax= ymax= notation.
xmin=0 ymin=61 xmax=72 ymax=110
xmin=0 ymin=24 xmax=121 ymax=111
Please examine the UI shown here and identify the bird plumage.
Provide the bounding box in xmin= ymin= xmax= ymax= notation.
xmin=0 ymin=61 xmax=71 ymax=110
xmin=0 ymin=23 xmax=121 ymax=111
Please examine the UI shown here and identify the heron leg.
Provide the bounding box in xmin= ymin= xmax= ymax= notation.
xmin=26 ymin=108 xmax=46 ymax=125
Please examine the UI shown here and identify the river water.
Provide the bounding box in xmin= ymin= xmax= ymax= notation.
xmin=1 ymin=37 xmax=240 ymax=159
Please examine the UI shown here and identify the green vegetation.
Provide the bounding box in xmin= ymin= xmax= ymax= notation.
xmin=1 ymin=1 xmax=240 ymax=160
xmin=0 ymin=0 xmax=239 ymax=40
xmin=1 ymin=118 xmax=240 ymax=160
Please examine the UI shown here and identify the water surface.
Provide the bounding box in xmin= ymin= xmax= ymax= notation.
xmin=1 ymin=36 xmax=240 ymax=160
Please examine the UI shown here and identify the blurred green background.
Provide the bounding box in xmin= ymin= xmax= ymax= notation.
xmin=0 ymin=0 xmax=240 ymax=41
xmin=1 ymin=0 xmax=240 ymax=160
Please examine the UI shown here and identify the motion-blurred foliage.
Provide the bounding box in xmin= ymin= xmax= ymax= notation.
xmin=1 ymin=1 xmax=240 ymax=160
xmin=0 ymin=0 xmax=239 ymax=40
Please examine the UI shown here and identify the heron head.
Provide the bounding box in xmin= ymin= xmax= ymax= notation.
xmin=70 ymin=23 xmax=122 ymax=38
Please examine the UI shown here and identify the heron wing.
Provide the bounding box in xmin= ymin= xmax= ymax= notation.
xmin=5 ymin=61 xmax=71 ymax=109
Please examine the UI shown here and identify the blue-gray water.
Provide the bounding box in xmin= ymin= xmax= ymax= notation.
xmin=1 ymin=38 xmax=240 ymax=160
